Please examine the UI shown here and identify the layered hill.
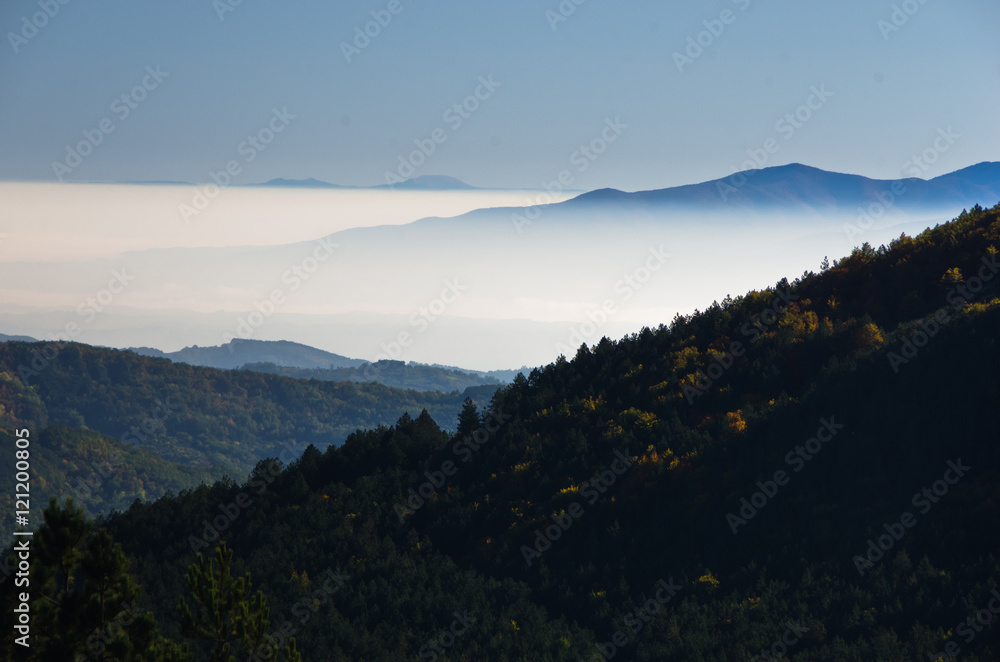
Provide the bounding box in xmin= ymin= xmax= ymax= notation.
xmin=244 ymin=359 xmax=504 ymax=392
xmin=130 ymin=338 xmax=365 ymax=371
xmin=0 ymin=425 xmax=214 ymax=544
xmin=251 ymin=175 xmax=476 ymax=190
xmin=568 ymin=161 xmax=1000 ymax=215
xmin=0 ymin=343 xmax=497 ymax=474
xmin=6 ymin=163 xmax=996 ymax=371
xmin=128 ymin=339 xmax=521 ymax=391
xmin=9 ymin=204 xmax=997 ymax=660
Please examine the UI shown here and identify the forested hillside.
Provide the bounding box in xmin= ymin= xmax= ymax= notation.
xmin=0 ymin=426 xmax=214 ymax=546
xmin=0 ymin=346 xmax=496 ymax=472
xmin=243 ymin=359 xmax=503 ymax=392
xmin=3 ymin=204 xmax=1000 ymax=660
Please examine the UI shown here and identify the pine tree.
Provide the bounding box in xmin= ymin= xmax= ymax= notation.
xmin=1 ymin=497 xmax=189 ymax=661
xmin=455 ymin=398 xmax=481 ymax=440
xmin=178 ymin=542 xmax=300 ymax=662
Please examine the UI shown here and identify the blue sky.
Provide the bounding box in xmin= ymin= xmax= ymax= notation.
xmin=1 ymin=0 xmax=997 ymax=191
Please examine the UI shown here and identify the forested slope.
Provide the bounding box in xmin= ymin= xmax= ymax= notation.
xmin=0 ymin=346 xmax=495 ymax=472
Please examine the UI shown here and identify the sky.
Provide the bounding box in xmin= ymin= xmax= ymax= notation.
xmin=1 ymin=0 xmax=998 ymax=192
xmin=1 ymin=0 xmax=998 ymax=370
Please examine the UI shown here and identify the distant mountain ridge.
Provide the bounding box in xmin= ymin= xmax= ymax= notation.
xmin=116 ymin=163 xmax=1000 ymax=212
xmin=127 ymin=338 xmax=525 ymax=391
xmin=115 ymin=175 xmax=478 ymax=189
xmin=130 ymin=338 xmax=364 ymax=371
xmin=251 ymin=174 xmax=476 ymax=190
xmin=253 ymin=177 xmax=345 ymax=189
xmin=566 ymin=162 xmax=1000 ymax=215
xmin=0 ymin=333 xmax=37 ymax=343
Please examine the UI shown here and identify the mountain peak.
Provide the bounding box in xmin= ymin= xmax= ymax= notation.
xmin=567 ymin=162 xmax=1000 ymax=215
xmin=387 ymin=175 xmax=474 ymax=190
xmin=257 ymin=178 xmax=342 ymax=189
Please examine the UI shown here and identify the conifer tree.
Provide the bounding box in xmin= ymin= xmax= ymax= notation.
xmin=455 ymin=398 xmax=481 ymax=441
xmin=178 ymin=542 xmax=300 ymax=662
xmin=1 ymin=497 xmax=188 ymax=661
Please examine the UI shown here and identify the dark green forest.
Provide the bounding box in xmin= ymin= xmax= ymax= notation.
xmin=242 ymin=359 xmax=504 ymax=393
xmin=3 ymin=204 xmax=1000 ymax=660
xmin=0 ymin=426 xmax=215 ymax=547
xmin=0 ymin=345 xmax=496 ymax=476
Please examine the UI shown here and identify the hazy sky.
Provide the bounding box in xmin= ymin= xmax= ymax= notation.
xmin=2 ymin=0 xmax=997 ymax=191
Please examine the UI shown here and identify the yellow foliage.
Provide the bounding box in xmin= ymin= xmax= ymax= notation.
xmin=779 ymin=309 xmax=820 ymax=340
xmin=620 ymin=407 xmax=658 ymax=430
xmin=965 ymin=297 xmax=1000 ymax=315
xmin=637 ymin=445 xmax=673 ymax=466
xmin=856 ymin=322 xmax=884 ymax=350
xmin=696 ymin=572 xmax=720 ymax=590
xmin=941 ymin=267 xmax=964 ymax=284
xmin=724 ymin=410 xmax=747 ymax=435
xmin=673 ymin=345 xmax=700 ymax=371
